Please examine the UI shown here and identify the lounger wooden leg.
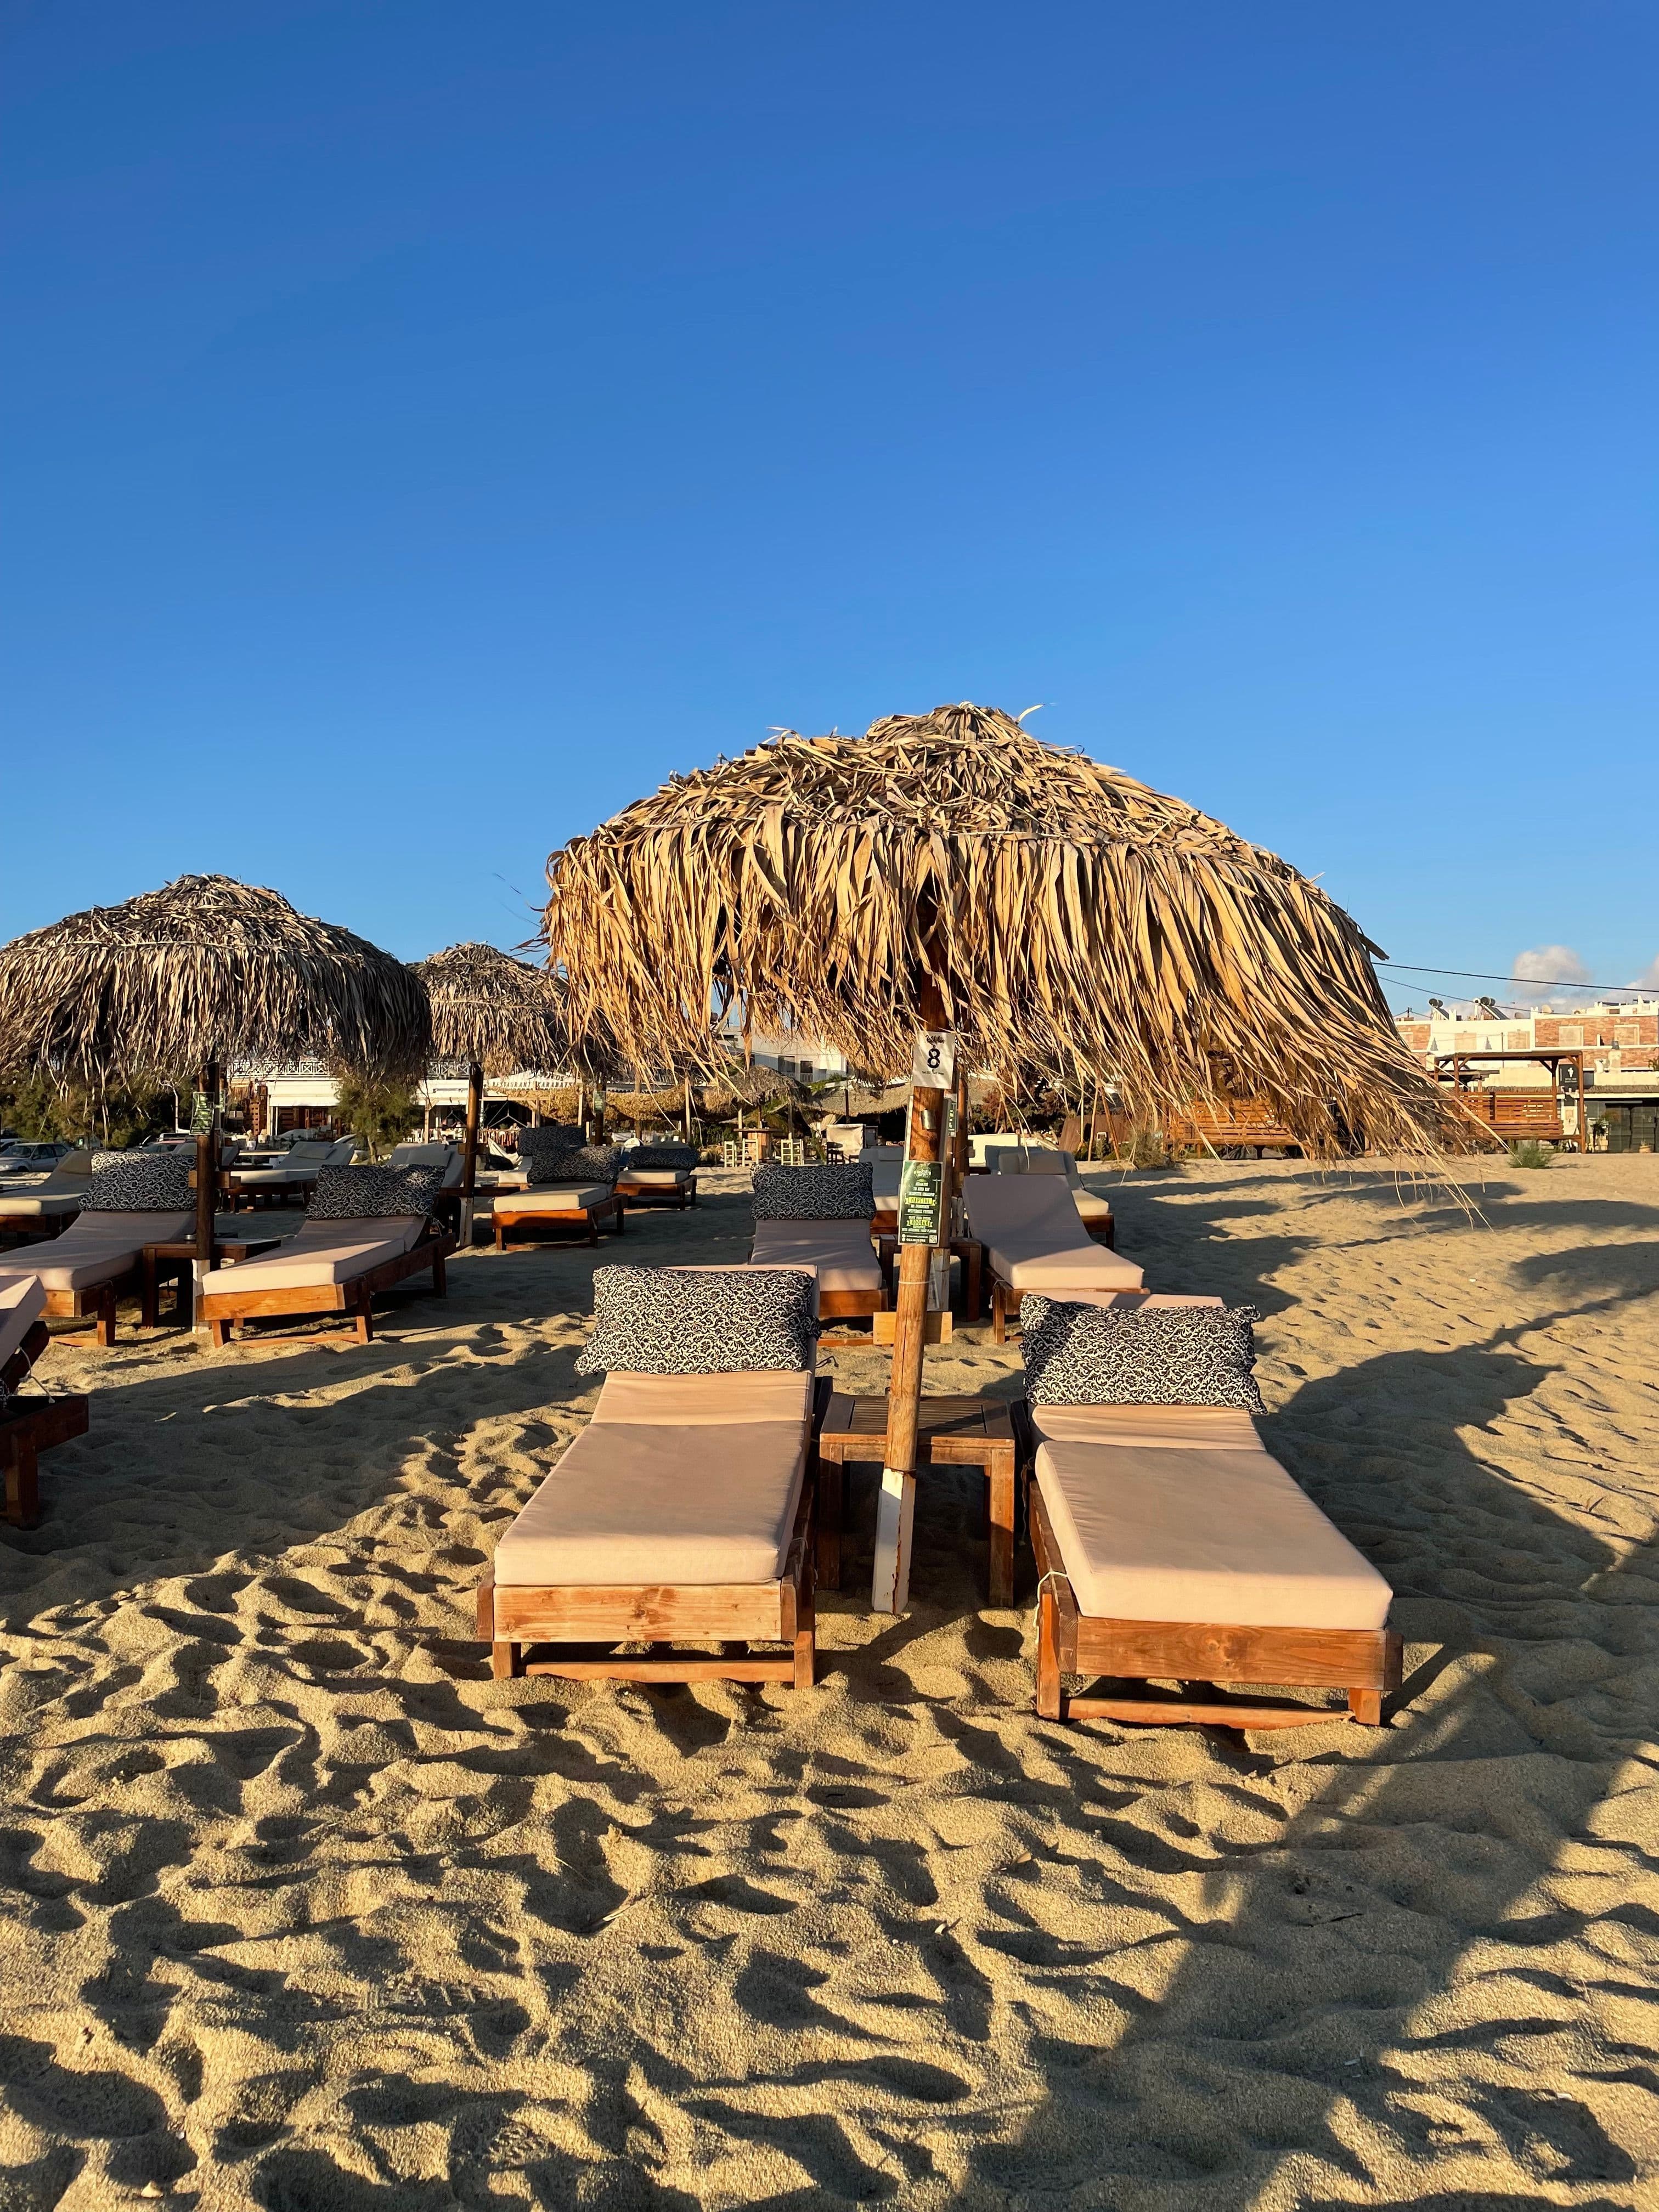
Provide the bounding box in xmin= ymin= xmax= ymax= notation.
xmin=814 ymin=1456 xmax=843 ymax=1590
xmin=140 ymin=1254 xmax=158 ymax=1331
xmin=432 ymin=1247 xmax=447 ymax=1295
xmin=1104 ymin=1220 xmax=1116 ymax=1250
xmin=97 ymin=1288 xmax=117 ymax=1348
xmin=494 ymin=1219 xmax=506 ymax=1251
xmin=492 ymin=1641 xmax=523 ymax=1679
xmin=1348 ymin=1688 xmax=1383 ymax=1725
xmin=354 ymin=1304 xmax=373 ymax=1345
xmin=209 ymin=1318 xmax=230 ymax=1348
xmin=991 ymin=1279 xmax=1007 ymax=1345
xmin=4 ymin=1440 xmax=38 ymax=1530
xmin=793 ymin=1575 xmax=816 ymax=1689
xmin=987 ymin=1462 xmax=1015 ymax=1607
xmin=1036 ymin=1583 xmax=1064 ymax=1720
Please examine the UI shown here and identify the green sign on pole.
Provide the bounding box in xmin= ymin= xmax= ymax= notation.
xmin=190 ymin=1091 xmax=217 ymax=1135
xmin=898 ymin=1158 xmax=945 ymax=1246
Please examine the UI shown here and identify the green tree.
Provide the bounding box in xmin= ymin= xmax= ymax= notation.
xmin=331 ymin=1071 xmax=421 ymax=1160
xmin=0 ymin=1074 xmax=170 ymax=1149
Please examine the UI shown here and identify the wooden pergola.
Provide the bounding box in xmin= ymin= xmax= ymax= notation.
xmin=1434 ymin=1048 xmax=1588 ymax=1149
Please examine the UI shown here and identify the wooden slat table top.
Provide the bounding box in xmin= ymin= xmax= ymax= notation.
xmin=818 ymin=1391 xmax=1015 ymax=1466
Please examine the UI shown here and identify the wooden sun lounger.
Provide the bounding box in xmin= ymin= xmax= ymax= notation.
xmin=201 ymin=1219 xmax=453 ymax=1345
xmin=1 ymin=1283 xmax=90 ymax=1528
xmin=0 ymin=1209 xmax=198 ymax=1346
xmin=614 ymin=1166 xmax=698 ymax=1210
xmin=493 ymin=1187 xmax=624 ymax=1249
xmin=477 ymin=1372 xmax=830 ymax=1689
xmin=1015 ymin=1400 xmax=1403 ymax=1730
xmin=964 ymin=1178 xmax=1143 ymax=1342
xmin=747 ymin=1219 xmax=887 ymax=1326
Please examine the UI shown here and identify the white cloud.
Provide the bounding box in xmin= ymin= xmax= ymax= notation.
xmin=1508 ymin=945 xmax=1595 ymax=1007
xmin=1632 ymin=952 xmax=1659 ymax=991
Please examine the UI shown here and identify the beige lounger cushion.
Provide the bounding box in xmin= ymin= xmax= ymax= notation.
xmin=1035 ymin=1439 xmax=1391 ymax=1630
xmin=0 ymin=1210 xmax=196 ymax=1294
xmin=0 ymin=1190 xmax=87 ymax=1220
xmin=0 ymin=1277 xmax=47 ymax=1367
xmin=201 ymin=1215 xmax=426 ymax=1295
xmin=618 ymin=1167 xmax=690 ymax=1188
xmin=749 ymin=1218 xmax=881 ymax=1296
xmin=1071 ymin=1189 xmax=1113 ymax=1224
xmin=494 ymin=1368 xmax=812 ymax=1587
xmin=966 ymin=1179 xmax=1143 ymax=1294
xmin=495 ymin=1185 xmax=610 ymax=1215
xmin=1032 ymin=1403 xmax=1263 ymax=1449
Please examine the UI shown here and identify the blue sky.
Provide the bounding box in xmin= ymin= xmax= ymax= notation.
xmin=3 ymin=2 xmax=1655 ymax=1007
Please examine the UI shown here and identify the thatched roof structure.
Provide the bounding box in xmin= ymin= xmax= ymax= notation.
xmin=543 ymin=702 xmax=1452 ymax=1159
xmin=699 ymin=1059 xmax=812 ymax=1116
xmin=0 ymin=874 xmax=431 ymax=1084
xmin=414 ymin=941 xmax=575 ymax=1079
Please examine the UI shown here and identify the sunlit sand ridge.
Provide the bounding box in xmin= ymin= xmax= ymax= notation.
xmin=1 ymin=1157 xmax=1655 ymax=2207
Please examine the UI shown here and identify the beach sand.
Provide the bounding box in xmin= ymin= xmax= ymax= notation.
xmin=2 ymin=1156 xmax=1656 ymax=2208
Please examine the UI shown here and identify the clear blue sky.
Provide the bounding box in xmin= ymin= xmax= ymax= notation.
xmin=4 ymin=2 xmax=1655 ymax=1007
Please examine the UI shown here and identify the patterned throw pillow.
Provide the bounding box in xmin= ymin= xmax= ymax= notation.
xmin=626 ymin=1143 xmax=699 ymax=1171
xmin=516 ymin=1126 xmax=583 ymax=1173
xmin=307 ymin=1165 xmax=438 ymax=1220
xmin=575 ymin=1266 xmax=817 ymax=1375
xmin=82 ymin=1149 xmax=193 ymax=1211
xmin=751 ymin=1161 xmax=874 ymax=1221
xmin=528 ymin=1143 xmax=621 ymax=1189
xmin=1019 ymin=1295 xmax=1265 ymax=1411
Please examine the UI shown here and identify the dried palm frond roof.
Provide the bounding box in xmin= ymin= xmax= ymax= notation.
xmin=698 ymin=1058 xmax=813 ymax=1115
xmin=544 ymin=701 xmax=1454 ymax=1159
xmin=0 ymin=874 xmax=431 ymax=1084
xmin=414 ymin=941 xmax=579 ymax=1079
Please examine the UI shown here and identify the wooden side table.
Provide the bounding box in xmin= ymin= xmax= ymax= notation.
xmin=874 ymin=1234 xmax=983 ymax=1323
xmin=142 ymin=1234 xmax=286 ymax=1328
xmin=815 ymin=1392 xmax=1018 ymax=1605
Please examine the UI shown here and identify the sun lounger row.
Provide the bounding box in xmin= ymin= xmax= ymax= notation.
xmin=477 ymin=1264 xmax=1402 ymax=1731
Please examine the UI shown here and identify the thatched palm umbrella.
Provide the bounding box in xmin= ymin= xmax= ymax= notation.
xmin=0 ymin=874 xmax=431 ymax=1322
xmin=543 ymin=702 xmax=1451 ymax=1608
xmin=414 ymin=942 xmax=583 ymax=1244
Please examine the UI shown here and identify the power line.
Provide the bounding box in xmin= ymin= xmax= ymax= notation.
xmin=1379 ymin=961 xmax=1650 ymax=995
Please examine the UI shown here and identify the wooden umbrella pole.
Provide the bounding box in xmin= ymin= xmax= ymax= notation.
xmin=460 ymin=1060 xmax=484 ymax=1249
xmin=872 ymin=977 xmax=949 ymax=1613
xmin=193 ymin=1059 xmax=220 ymax=1334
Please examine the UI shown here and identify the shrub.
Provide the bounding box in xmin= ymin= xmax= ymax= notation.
xmin=1120 ymin=1124 xmax=1172 ymax=1170
xmin=1508 ymin=1139 xmax=1555 ymax=1170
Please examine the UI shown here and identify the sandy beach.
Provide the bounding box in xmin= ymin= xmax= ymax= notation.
xmin=2 ymin=1155 xmax=1656 ymax=2209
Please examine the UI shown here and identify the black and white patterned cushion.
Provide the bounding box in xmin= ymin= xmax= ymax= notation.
xmin=82 ymin=1150 xmax=193 ymax=1211
xmin=626 ymin=1143 xmax=699 ymax=1171
xmin=575 ymin=1266 xmax=817 ymax=1375
xmin=1019 ymin=1296 xmax=1265 ymax=1411
xmin=307 ymin=1165 xmax=436 ymax=1220
xmin=516 ymin=1126 xmax=584 ymax=1175
xmin=528 ymin=1143 xmax=622 ymax=1189
xmin=751 ymin=1161 xmax=874 ymax=1221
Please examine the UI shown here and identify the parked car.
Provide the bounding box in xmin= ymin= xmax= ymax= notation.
xmin=0 ymin=1140 xmax=76 ymax=1178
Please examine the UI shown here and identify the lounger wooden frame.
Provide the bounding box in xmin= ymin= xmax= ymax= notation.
xmin=202 ymin=1227 xmax=454 ymax=1347
xmin=41 ymin=1274 xmax=131 ymax=1348
xmin=477 ymin=1480 xmax=818 ymax=1689
xmin=1 ymin=1320 xmax=90 ymax=1527
xmin=493 ymin=1195 xmax=624 ymax=1250
xmin=1026 ymin=1459 xmax=1402 ymax=1731
xmin=615 ymin=1173 xmax=697 ymax=1211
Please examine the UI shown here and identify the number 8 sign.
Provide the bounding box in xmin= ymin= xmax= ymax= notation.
xmin=910 ymin=1031 xmax=957 ymax=1089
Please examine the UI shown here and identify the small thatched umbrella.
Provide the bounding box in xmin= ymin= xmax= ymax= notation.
xmin=0 ymin=874 xmax=431 ymax=1322
xmin=414 ymin=942 xmax=579 ymax=1244
xmin=544 ymin=703 xmax=1452 ymax=1608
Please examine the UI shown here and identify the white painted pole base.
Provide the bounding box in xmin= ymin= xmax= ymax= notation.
xmin=193 ymin=1256 xmax=210 ymax=1338
xmin=459 ymin=1198 xmax=476 ymax=1250
xmin=871 ymin=1465 xmax=917 ymax=1614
